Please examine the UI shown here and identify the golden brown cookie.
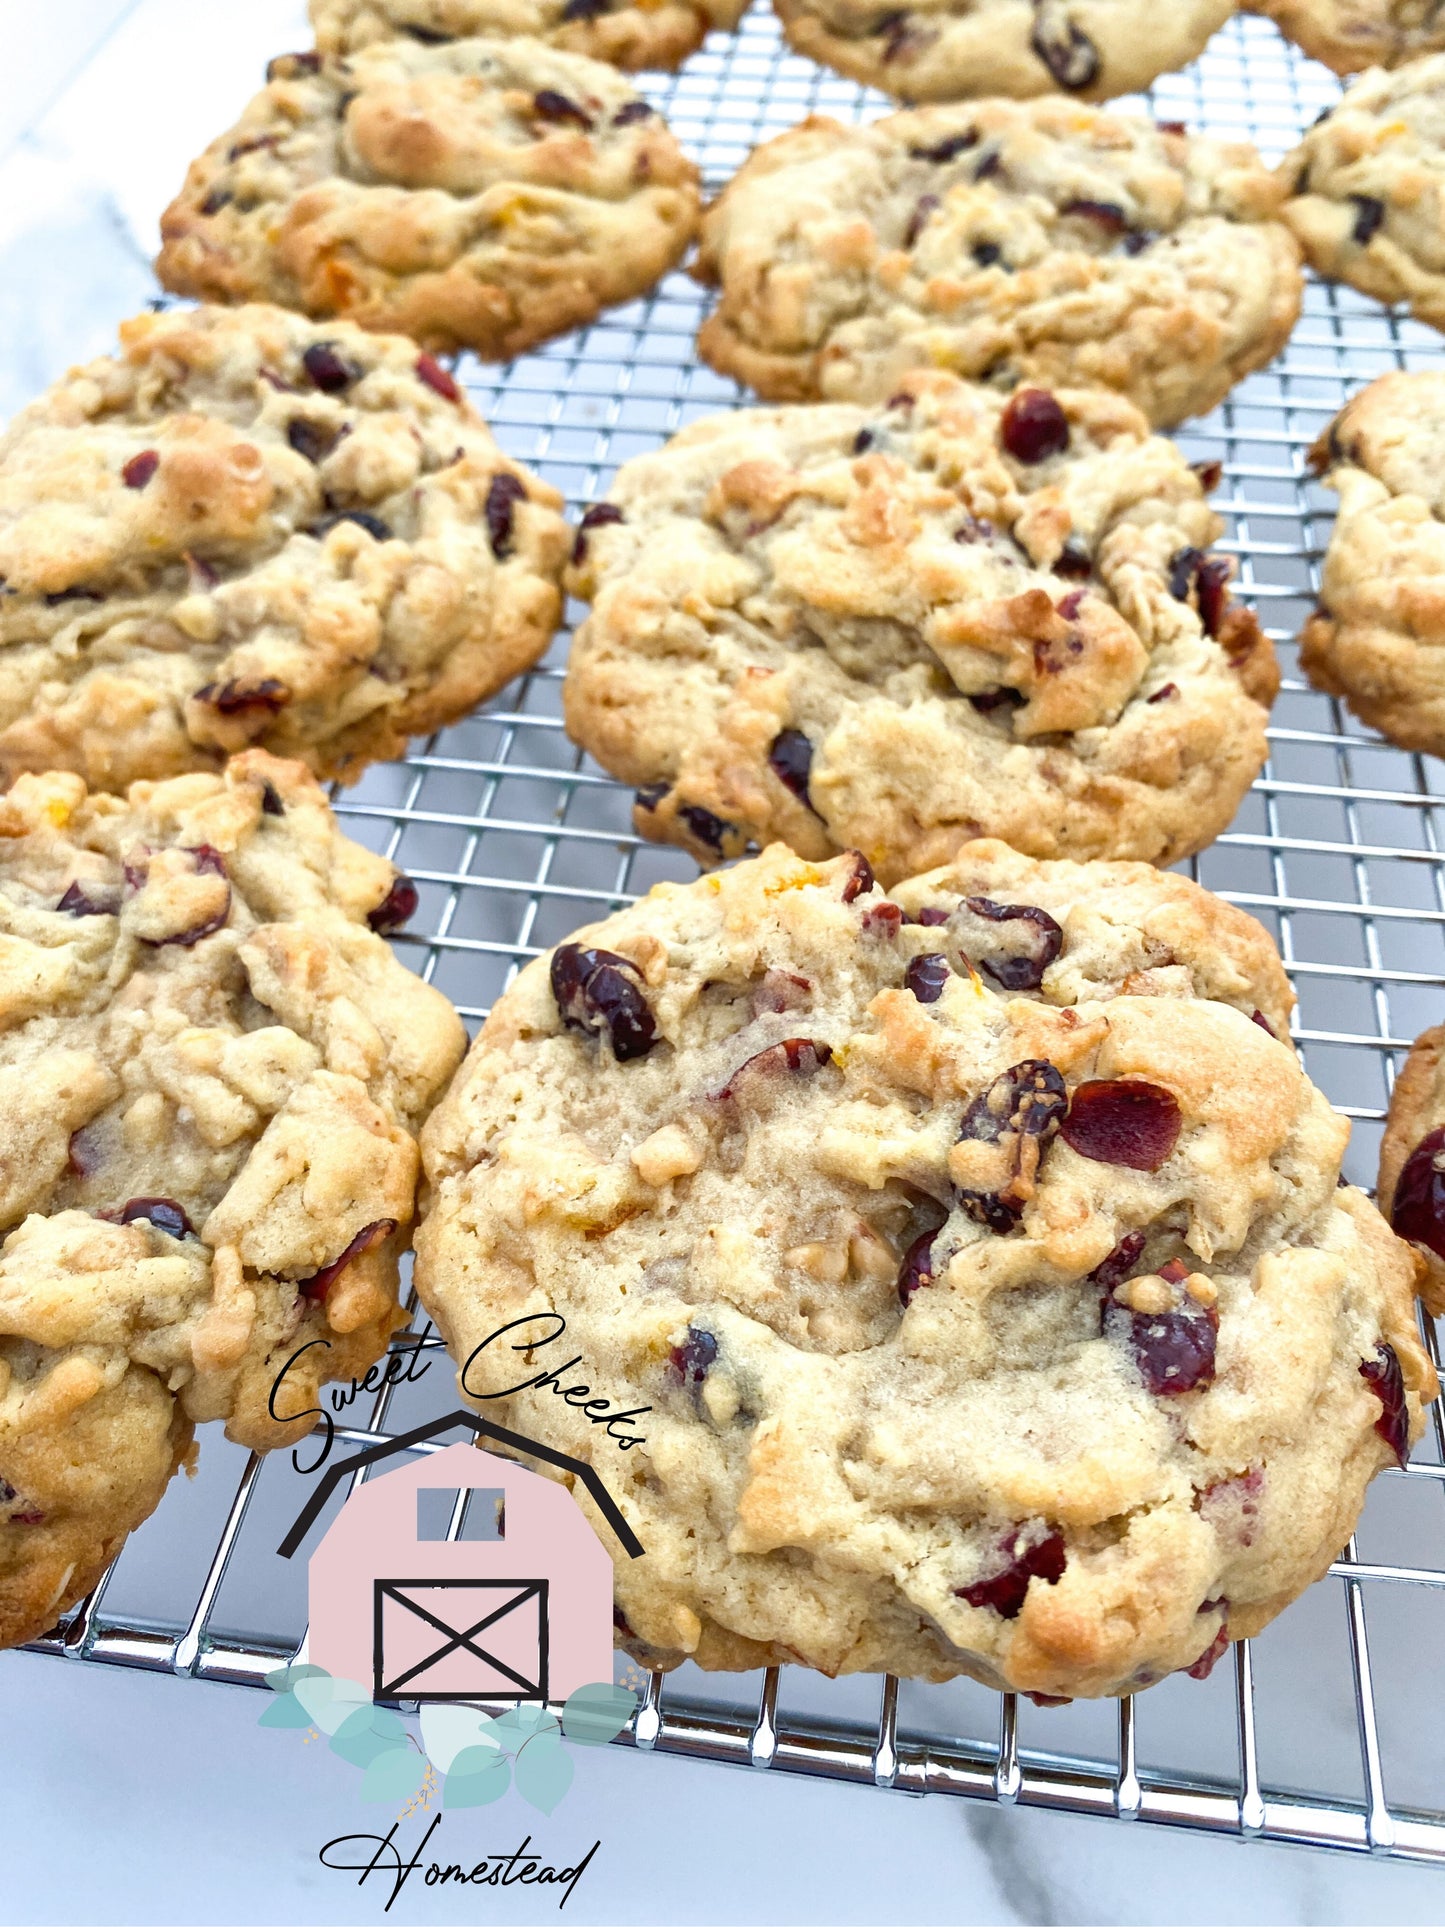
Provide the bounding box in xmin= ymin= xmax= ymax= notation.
xmin=311 ymin=0 xmax=750 ymax=72
xmin=0 ymin=752 xmax=466 ymax=1650
xmin=416 ymin=840 xmax=1434 ymax=1696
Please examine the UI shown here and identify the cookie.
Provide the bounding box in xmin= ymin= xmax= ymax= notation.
xmin=1250 ymin=0 xmax=1445 ymax=75
xmin=156 ymin=40 xmax=700 ymax=359
xmin=563 ymin=373 xmax=1278 ymax=885
xmin=694 ymin=101 xmax=1303 ymax=428
xmin=0 ymin=751 xmax=467 ymax=1650
xmin=311 ymin=0 xmax=750 ymax=73
xmin=1378 ymin=1023 xmax=1445 ymax=1315
xmin=0 ymin=304 xmax=568 ymax=795
xmin=415 ymin=839 xmax=1434 ymax=1696
xmin=772 ymin=0 xmax=1234 ymax=106
xmin=1281 ymin=57 xmax=1445 ymax=330
xmin=1297 ymin=372 xmax=1445 ymax=752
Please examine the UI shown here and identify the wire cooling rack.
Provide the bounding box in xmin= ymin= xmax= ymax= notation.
xmin=20 ymin=3 xmax=1445 ymax=1868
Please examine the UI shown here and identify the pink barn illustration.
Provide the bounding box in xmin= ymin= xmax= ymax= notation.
xmin=307 ymin=1442 xmax=615 ymax=1702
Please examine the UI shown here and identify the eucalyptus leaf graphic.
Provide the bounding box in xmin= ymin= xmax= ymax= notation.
xmin=265 ymin=1663 xmax=329 ymax=1694
xmin=514 ymin=1732 xmax=573 ymax=1815
xmin=294 ymin=1674 xmax=373 ymax=1735
xmin=562 ymin=1683 xmax=638 ymax=1746
xmin=492 ymin=1704 xmax=559 ymax=1743
xmin=359 ymin=1744 xmax=430 ymax=1806
xmin=257 ymin=1690 xmax=314 ymax=1729
xmin=443 ymin=1747 xmax=513 ymax=1809
xmin=419 ymin=1704 xmax=503 ymax=1776
xmin=331 ymin=1704 xmax=407 ymax=1770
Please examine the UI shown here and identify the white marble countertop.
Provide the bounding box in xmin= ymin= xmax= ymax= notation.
xmin=2 ymin=3 xmax=1444 ymax=1920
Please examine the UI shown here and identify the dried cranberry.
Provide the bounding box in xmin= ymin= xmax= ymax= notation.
xmin=1360 ymin=1342 xmax=1410 ymax=1467
xmin=668 ymin=1327 xmax=718 ymax=1394
xmin=717 ymin=1037 xmax=832 ymax=1101
xmin=310 ymin=509 xmax=392 ymax=542
xmin=109 ymin=1197 xmax=195 ymax=1239
xmin=1391 ymin=1124 xmax=1445 ymax=1261
xmin=56 ymin=881 xmax=117 ymax=917
xmin=194 ymin=676 xmax=288 ymax=716
xmin=200 ymin=188 xmax=233 ymax=216
xmin=768 ymin=728 xmax=815 ymax=807
xmin=1146 ymin=682 xmax=1179 ymax=703
xmin=1088 ymin=1229 xmax=1147 ymax=1291
xmin=612 ymin=100 xmax=656 ymax=125
xmin=679 ymin=804 xmax=736 ymax=854
xmin=862 ymin=902 xmax=903 ymax=937
xmin=261 ymin=780 xmax=285 ymax=817
xmin=905 ymin=953 xmax=950 ymax=1003
xmin=956 ymin=1060 xmax=1068 ymax=1231
xmin=908 ymin=129 xmax=978 ymax=163
xmin=751 ymin=969 xmax=811 ymax=1015
xmin=904 ymin=193 xmax=939 ymax=247
xmin=1191 ymin=459 xmax=1223 ymax=492
xmin=1351 ymin=195 xmax=1385 ymax=245
xmin=840 ymin=852 xmax=875 ymax=903
xmin=955 ymin=515 xmax=995 ymax=543
xmin=302 ymin=342 xmax=361 ymax=393
xmin=286 ymin=418 xmax=338 ymax=464
xmin=1156 ymin=119 xmax=1187 ymax=137
xmin=1030 ymin=3 xmax=1100 ymax=87
xmin=635 ymin=783 xmax=668 ymax=815
xmin=897 ymin=1229 xmax=936 ymax=1305
xmin=612 ymin=1603 xmax=635 ymax=1637
xmin=368 ymin=876 xmax=419 ymax=933
xmin=571 ymin=501 xmax=624 ymax=564
xmin=551 ymin=943 xmax=657 ymax=1062
xmin=907 ymin=906 xmax=950 ymax=926
xmin=957 ymin=1529 xmax=1066 ymax=1618
xmin=533 ymin=89 xmax=593 ymax=129
xmin=415 ymin=352 xmax=461 ymax=402
xmin=122 ymin=450 xmax=159 ymax=489
xmin=1186 ymin=1622 xmax=1230 ymax=1680
xmin=1196 ymin=556 xmax=1231 ymax=638
xmin=67 ymin=1127 xmax=100 ymax=1177
xmin=957 ymin=897 xmax=1063 ymax=992
xmin=485 ymin=473 xmax=528 ymax=558
xmin=999 ymin=389 xmax=1070 ymax=463
xmin=974 ymin=149 xmax=1003 ymax=182
xmin=1061 ymin=198 xmax=1128 ymax=233
xmin=1250 ymin=1008 xmax=1276 ymax=1039
xmin=1054 ymin=539 xmax=1091 ymax=579
xmin=1055 ymin=589 xmax=1086 ymax=622
xmin=299 ymin=1219 xmax=397 ymax=1301
xmin=1113 ymin=1299 xmax=1217 ymax=1395
xmin=1060 ymin=1080 xmax=1181 ymax=1170
xmin=1168 ymin=546 xmax=1202 ymax=601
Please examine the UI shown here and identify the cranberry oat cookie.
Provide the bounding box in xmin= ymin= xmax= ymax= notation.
xmin=1250 ymin=0 xmax=1445 ymax=75
xmin=157 ymin=39 xmax=700 ymax=359
xmin=772 ymin=0 xmax=1233 ymax=106
xmin=1298 ymin=372 xmax=1445 ymax=752
xmin=311 ymin=0 xmax=750 ymax=73
xmin=415 ymin=840 xmax=1434 ymax=1695
xmin=0 ymin=751 xmax=466 ymax=1649
xmin=0 ymin=304 xmax=568 ymax=794
xmin=694 ymin=100 xmax=1303 ymax=427
xmin=563 ymin=373 xmax=1277 ymax=883
xmin=1378 ymin=1023 xmax=1445 ymax=1315
xmin=1281 ymin=57 xmax=1445 ymax=331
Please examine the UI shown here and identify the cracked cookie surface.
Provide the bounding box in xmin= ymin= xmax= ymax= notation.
xmin=0 ymin=751 xmax=466 ymax=1648
xmin=0 ymin=303 xmax=568 ymax=794
xmin=772 ymin=0 xmax=1233 ymax=106
xmin=563 ymin=372 xmax=1277 ymax=884
xmin=1250 ymin=0 xmax=1445 ymax=74
xmin=157 ymin=39 xmax=700 ymax=358
xmin=311 ymin=0 xmax=750 ymax=73
xmin=1298 ymin=371 xmax=1445 ymax=753
xmin=1281 ymin=57 xmax=1445 ymax=332
xmin=416 ymin=840 xmax=1434 ymax=1696
xmin=694 ymin=99 xmax=1302 ymax=427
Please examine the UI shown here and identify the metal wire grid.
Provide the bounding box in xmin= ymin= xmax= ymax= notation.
xmin=18 ymin=2 xmax=1445 ymax=1868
